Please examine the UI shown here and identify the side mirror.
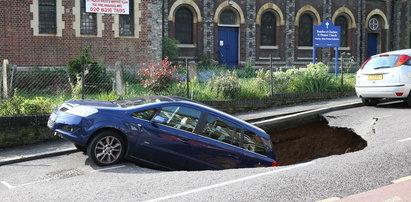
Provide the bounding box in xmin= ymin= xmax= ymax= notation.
xmin=152 ymin=115 xmax=167 ymax=125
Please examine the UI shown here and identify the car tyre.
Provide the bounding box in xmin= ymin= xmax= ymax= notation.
xmin=406 ymin=94 xmax=411 ymax=107
xmin=87 ymin=131 xmax=126 ymax=166
xmin=361 ymin=98 xmax=379 ymax=106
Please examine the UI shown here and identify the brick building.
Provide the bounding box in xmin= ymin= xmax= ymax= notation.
xmin=1 ymin=0 xmax=410 ymax=68
xmin=0 ymin=0 xmax=163 ymax=67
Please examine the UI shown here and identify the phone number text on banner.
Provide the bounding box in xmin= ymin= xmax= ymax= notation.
xmin=86 ymin=0 xmax=129 ymax=14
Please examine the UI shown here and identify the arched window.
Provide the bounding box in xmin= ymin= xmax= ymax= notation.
xmin=220 ymin=9 xmax=237 ymax=25
xmin=261 ymin=12 xmax=276 ymax=46
xmin=298 ymin=13 xmax=313 ymax=46
xmin=175 ymin=7 xmax=193 ymax=44
xmin=335 ymin=16 xmax=348 ymax=47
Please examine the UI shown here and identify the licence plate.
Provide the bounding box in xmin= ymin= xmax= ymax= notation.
xmin=368 ymin=75 xmax=383 ymax=80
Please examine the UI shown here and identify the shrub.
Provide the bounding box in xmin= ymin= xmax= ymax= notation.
xmin=197 ymin=53 xmax=213 ymax=68
xmin=256 ymin=68 xmax=289 ymax=94
xmin=67 ymin=47 xmax=111 ymax=94
xmin=207 ymin=70 xmax=241 ymax=99
xmin=138 ymin=57 xmax=181 ymax=94
xmin=0 ymin=96 xmax=55 ymax=116
xmin=20 ymin=97 xmax=53 ymax=114
xmin=0 ymin=97 xmax=24 ymax=116
xmin=97 ymin=92 xmax=124 ymax=101
xmin=237 ymin=78 xmax=270 ymax=99
xmin=289 ymin=63 xmax=337 ymax=93
xmin=162 ymin=37 xmax=179 ymax=61
xmin=237 ymin=59 xmax=256 ymax=78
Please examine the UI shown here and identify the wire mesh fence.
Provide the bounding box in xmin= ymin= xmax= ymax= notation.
xmin=0 ymin=58 xmax=358 ymax=102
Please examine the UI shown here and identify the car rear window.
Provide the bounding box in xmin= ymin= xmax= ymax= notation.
xmin=362 ymin=55 xmax=400 ymax=70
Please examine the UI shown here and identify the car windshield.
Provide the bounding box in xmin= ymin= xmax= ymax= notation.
xmin=114 ymin=96 xmax=176 ymax=108
xmin=362 ymin=55 xmax=400 ymax=70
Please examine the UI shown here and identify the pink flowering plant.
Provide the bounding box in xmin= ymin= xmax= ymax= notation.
xmin=138 ymin=57 xmax=182 ymax=93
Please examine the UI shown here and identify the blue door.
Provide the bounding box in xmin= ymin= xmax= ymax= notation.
xmin=367 ymin=33 xmax=378 ymax=58
xmin=218 ymin=27 xmax=239 ymax=66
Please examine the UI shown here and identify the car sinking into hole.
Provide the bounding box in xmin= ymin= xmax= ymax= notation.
xmin=355 ymin=49 xmax=411 ymax=106
xmin=47 ymin=96 xmax=277 ymax=170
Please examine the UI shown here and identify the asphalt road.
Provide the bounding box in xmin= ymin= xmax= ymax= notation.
xmin=0 ymin=101 xmax=410 ymax=201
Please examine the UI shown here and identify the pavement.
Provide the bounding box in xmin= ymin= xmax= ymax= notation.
xmin=0 ymin=96 xmax=362 ymax=166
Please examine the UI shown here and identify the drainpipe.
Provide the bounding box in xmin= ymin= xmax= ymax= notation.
xmin=389 ymin=0 xmax=394 ymax=51
xmin=162 ymin=0 xmax=165 ymax=59
xmin=359 ymin=0 xmax=364 ymax=61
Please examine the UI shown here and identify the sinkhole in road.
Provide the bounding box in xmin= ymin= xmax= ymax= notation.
xmin=265 ymin=117 xmax=367 ymax=166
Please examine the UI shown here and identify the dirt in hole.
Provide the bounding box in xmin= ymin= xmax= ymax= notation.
xmin=266 ymin=118 xmax=367 ymax=166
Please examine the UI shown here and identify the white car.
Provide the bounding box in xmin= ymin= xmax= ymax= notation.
xmin=356 ymin=49 xmax=411 ymax=106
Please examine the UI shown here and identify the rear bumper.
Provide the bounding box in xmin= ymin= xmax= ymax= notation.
xmin=355 ymin=84 xmax=411 ymax=98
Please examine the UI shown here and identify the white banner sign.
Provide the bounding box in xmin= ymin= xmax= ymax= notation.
xmin=86 ymin=0 xmax=129 ymax=14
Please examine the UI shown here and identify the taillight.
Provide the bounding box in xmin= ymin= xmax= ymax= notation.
xmin=360 ymin=57 xmax=371 ymax=69
xmin=396 ymin=55 xmax=411 ymax=66
xmin=271 ymin=161 xmax=278 ymax=167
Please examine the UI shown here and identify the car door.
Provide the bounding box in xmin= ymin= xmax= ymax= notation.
xmin=241 ymin=130 xmax=275 ymax=167
xmin=187 ymin=113 xmax=245 ymax=170
xmin=132 ymin=105 xmax=202 ymax=170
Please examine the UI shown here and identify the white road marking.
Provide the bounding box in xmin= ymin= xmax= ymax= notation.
xmin=399 ymin=138 xmax=411 ymax=142
xmin=90 ymin=165 xmax=126 ymax=173
xmin=143 ymin=161 xmax=315 ymax=202
xmin=1 ymin=165 xmax=127 ymax=189
xmin=1 ymin=181 xmax=14 ymax=189
xmin=392 ymin=176 xmax=411 ymax=184
xmin=316 ymin=197 xmax=340 ymax=202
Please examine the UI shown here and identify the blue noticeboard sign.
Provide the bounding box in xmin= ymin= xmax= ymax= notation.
xmin=312 ymin=20 xmax=341 ymax=76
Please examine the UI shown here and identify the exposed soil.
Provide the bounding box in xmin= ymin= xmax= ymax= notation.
xmin=266 ymin=118 xmax=367 ymax=166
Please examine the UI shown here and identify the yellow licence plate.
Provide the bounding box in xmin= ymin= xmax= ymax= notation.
xmin=368 ymin=75 xmax=383 ymax=80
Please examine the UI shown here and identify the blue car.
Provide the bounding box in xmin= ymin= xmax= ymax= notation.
xmin=48 ymin=96 xmax=277 ymax=170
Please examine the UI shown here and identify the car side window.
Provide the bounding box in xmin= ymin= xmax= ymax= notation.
xmin=131 ymin=108 xmax=157 ymax=120
xmin=157 ymin=106 xmax=201 ymax=133
xmin=201 ymin=114 xmax=241 ymax=147
xmin=243 ymin=130 xmax=266 ymax=155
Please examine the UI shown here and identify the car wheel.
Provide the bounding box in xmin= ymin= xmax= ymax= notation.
xmin=361 ymin=98 xmax=379 ymax=106
xmin=87 ymin=131 xmax=126 ymax=166
xmin=74 ymin=144 xmax=87 ymax=154
xmin=406 ymin=94 xmax=411 ymax=107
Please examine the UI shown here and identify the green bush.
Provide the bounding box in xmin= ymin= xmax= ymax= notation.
xmin=67 ymin=47 xmax=111 ymax=94
xmin=237 ymin=78 xmax=270 ymax=99
xmin=256 ymin=63 xmax=341 ymax=94
xmin=256 ymin=68 xmax=291 ymax=94
xmin=289 ymin=63 xmax=337 ymax=93
xmin=207 ymin=71 xmax=241 ymax=99
xmin=162 ymin=37 xmax=179 ymax=61
xmin=237 ymin=59 xmax=256 ymax=78
xmin=197 ymin=53 xmax=213 ymax=68
xmin=0 ymin=96 xmax=55 ymax=116
xmin=0 ymin=97 xmax=24 ymax=116
xmin=21 ymin=97 xmax=53 ymax=114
